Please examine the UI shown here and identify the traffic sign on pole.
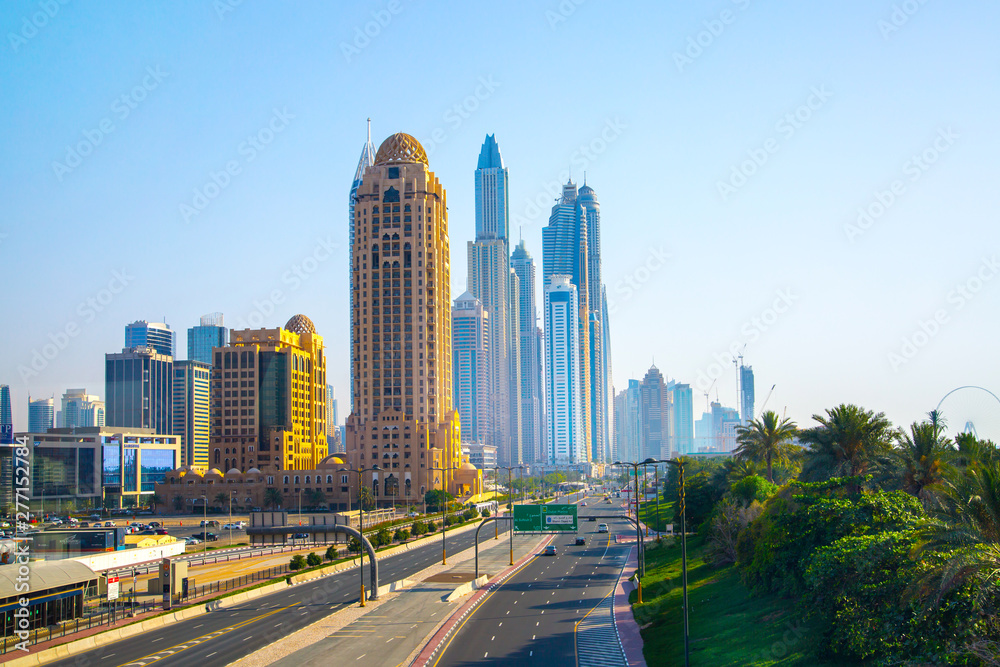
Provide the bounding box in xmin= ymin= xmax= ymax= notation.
xmin=107 ymin=575 xmax=120 ymax=601
xmin=513 ymin=504 xmax=578 ymax=532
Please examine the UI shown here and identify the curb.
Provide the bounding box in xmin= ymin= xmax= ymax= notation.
xmin=412 ymin=533 xmax=554 ymax=667
xmin=614 ymin=546 xmax=647 ymax=667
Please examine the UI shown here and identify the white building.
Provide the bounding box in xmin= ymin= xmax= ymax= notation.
xmin=544 ymin=275 xmax=583 ymax=465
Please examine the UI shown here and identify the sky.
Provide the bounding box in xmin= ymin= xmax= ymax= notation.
xmin=2 ymin=0 xmax=999 ymax=441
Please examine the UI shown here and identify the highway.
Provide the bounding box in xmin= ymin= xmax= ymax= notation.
xmin=47 ymin=491 xmax=588 ymax=667
xmin=434 ymin=496 xmax=630 ymax=666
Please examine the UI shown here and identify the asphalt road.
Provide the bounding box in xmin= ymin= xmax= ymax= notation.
xmin=47 ymin=491 xmax=589 ymax=667
xmin=434 ymin=497 xmax=630 ymax=666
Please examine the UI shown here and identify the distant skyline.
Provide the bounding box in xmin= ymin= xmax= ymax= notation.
xmin=2 ymin=1 xmax=999 ymax=442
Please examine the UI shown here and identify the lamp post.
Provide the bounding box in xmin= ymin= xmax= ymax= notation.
xmin=667 ymin=457 xmax=690 ymax=667
xmin=429 ymin=466 xmax=458 ymax=565
xmin=492 ymin=466 xmax=500 ymax=539
xmin=338 ymin=465 xmax=381 ymax=607
xmin=229 ymin=490 xmax=235 ymax=547
xmin=497 ymin=465 xmax=521 ymax=566
xmin=200 ymin=494 xmax=207 ymax=545
xmin=613 ymin=459 xmax=660 ymax=602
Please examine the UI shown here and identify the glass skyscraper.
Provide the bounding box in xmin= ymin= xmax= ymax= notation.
xmin=187 ymin=312 xmax=227 ymax=364
xmin=544 ymin=275 xmax=583 ymax=465
xmin=105 ymin=348 xmax=173 ymax=435
xmin=0 ymin=385 xmax=13 ymax=443
xmin=28 ymin=397 xmax=54 ymax=433
xmin=348 ymin=120 xmax=376 ymax=414
xmin=173 ymin=360 xmax=211 ymax=468
xmin=125 ymin=320 xmax=176 ymax=358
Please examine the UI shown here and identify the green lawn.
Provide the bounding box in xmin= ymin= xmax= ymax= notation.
xmin=629 ymin=537 xmax=858 ymax=666
xmin=638 ymin=500 xmax=674 ymax=532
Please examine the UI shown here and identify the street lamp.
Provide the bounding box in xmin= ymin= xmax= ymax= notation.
xmin=667 ymin=457 xmax=690 ymax=667
xmin=613 ymin=459 xmax=660 ymax=602
xmin=497 ymin=465 xmax=521 ymax=566
xmin=338 ymin=464 xmax=381 ymax=607
xmin=429 ymin=466 xmax=459 ymax=565
xmin=200 ymin=494 xmax=207 ymax=546
xmin=229 ymin=490 xmax=236 ymax=547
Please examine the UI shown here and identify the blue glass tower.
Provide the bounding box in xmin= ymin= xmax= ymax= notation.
xmin=348 ymin=119 xmax=376 ymax=413
xmin=125 ymin=321 xmax=175 ymax=358
xmin=188 ymin=313 xmax=227 ymax=364
xmin=0 ymin=384 xmax=12 ymax=443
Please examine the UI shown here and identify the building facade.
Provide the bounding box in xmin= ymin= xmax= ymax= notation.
xmin=740 ymin=365 xmax=755 ymax=423
xmin=125 ymin=321 xmax=176 ymax=358
xmin=670 ymin=382 xmax=694 ymax=455
xmin=209 ymin=315 xmax=328 ymax=473
xmin=348 ymin=121 xmax=377 ymax=414
xmin=173 ymin=360 xmax=211 ymax=469
xmin=346 ymin=132 xmax=471 ymax=504
xmin=452 ymin=291 xmax=491 ymax=443
xmin=28 ymin=397 xmax=55 ymax=433
xmin=613 ymin=379 xmax=641 ymax=463
xmin=1 ymin=385 xmax=13 ymax=444
xmin=511 ymin=239 xmax=545 ymax=465
xmin=188 ymin=313 xmax=227 ymax=365
xmin=544 ymin=275 xmax=583 ymax=464
xmin=639 ymin=365 xmax=671 ymax=460
xmin=57 ymin=388 xmax=105 ymax=429
xmin=105 ymin=347 xmax=173 ymax=435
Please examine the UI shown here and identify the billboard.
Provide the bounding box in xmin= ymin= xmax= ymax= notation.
xmin=513 ymin=504 xmax=578 ymax=532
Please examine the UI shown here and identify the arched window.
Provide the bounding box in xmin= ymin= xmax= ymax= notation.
xmin=294 ymin=475 xmax=300 ymax=484
xmin=305 ymin=475 xmax=311 ymax=484
xmin=283 ymin=475 xmax=289 ymax=484
xmin=214 ymin=449 xmax=221 ymax=465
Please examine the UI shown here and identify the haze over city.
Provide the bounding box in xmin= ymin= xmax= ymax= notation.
xmin=2 ymin=0 xmax=998 ymax=436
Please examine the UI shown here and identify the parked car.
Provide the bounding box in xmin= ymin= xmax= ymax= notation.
xmin=588 ymin=516 xmax=597 ymax=522
xmin=185 ymin=537 xmax=201 ymax=545
xmin=544 ymin=545 xmax=557 ymax=556
xmin=80 ymin=522 xmax=90 ymax=528
xmin=104 ymin=521 xmax=116 ymax=527
xmin=191 ymin=532 xmax=218 ymax=541
xmin=154 ymin=528 xmax=168 ymax=535
xmin=89 ymin=514 xmax=101 ymax=521
xmin=148 ymin=522 xmax=161 ymax=528
xmin=597 ymin=523 xmax=609 ymax=533
xmin=575 ymin=537 xmax=586 ymax=546
xmin=201 ymin=520 xmax=220 ymax=527
xmin=139 ymin=530 xmax=156 ymax=535
xmin=292 ymin=533 xmax=310 ymax=540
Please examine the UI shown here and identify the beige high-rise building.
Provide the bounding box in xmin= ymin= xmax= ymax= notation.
xmin=346 ymin=132 xmax=475 ymax=505
xmin=209 ymin=314 xmax=328 ymax=473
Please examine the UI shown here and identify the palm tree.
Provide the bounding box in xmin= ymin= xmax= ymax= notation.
xmin=734 ymin=411 xmax=798 ymax=483
xmin=214 ymin=492 xmax=229 ymax=510
xmin=799 ymin=404 xmax=894 ymax=485
xmin=173 ymin=495 xmax=184 ymax=512
xmin=149 ymin=493 xmax=164 ymax=514
xmin=913 ymin=457 xmax=1000 ymax=606
xmin=892 ymin=420 xmax=951 ymax=500
xmin=359 ymin=485 xmax=375 ymax=512
xmin=308 ymin=488 xmax=326 ymax=509
xmin=264 ymin=488 xmax=283 ymax=510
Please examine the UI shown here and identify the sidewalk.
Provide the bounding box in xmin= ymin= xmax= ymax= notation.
xmin=613 ymin=546 xmax=647 ymax=667
xmin=230 ymin=531 xmax=549 ymax=667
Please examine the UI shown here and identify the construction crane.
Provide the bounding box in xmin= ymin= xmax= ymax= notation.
xmin=756 ymin=384 xmax=776 ymax=419
xmin=704 ymin=378 xmax=717 ymax=413
xmin=732 ymin=344 xmax=747 ymax=419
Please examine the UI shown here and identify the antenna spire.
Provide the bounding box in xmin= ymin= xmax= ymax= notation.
xmin=366 ymin=117 xmax=371 ymax=143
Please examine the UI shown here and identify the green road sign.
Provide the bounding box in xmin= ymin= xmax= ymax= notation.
xmin=513 ymin=504 xmax=578 ymax=532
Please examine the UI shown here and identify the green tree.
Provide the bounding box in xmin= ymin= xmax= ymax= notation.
xmin=359 ymin=485 xmax=376 ymax=511
xmin=173 ymin=495 xmax=185 ymax=512
xmin=289 ymin=554 xmax=306 ymax=570
xmin=264 ymin=488 xmax=283 ymax=510
xmin=325 ymin=544 xmax=338 ymax=561
xmin=799 ymin=404 xmax=894 ymax=487
xmin=347 ymin=536 xmax=362 ymax=553
xmin=149 ymin=493 xmax=164 ymax=513
xmin=411 ymin=520 xmax=427 ymax=536
xmin=424 ymin=489 xmax=454 ymax=513
xmin=306 ymin=552 xmax=322 ymax=567
xmin=375 ymin=527 xmax=391 ymax=547
xmin=734 ymin=411 xmax=799 ymax=483
xmin=394 ymin=528 xmax=409 ymax=542
xmin=214 ymin=492 xmax=229 ymax=510
xmin=308 ymin=488 xmax=326 ymax=509
xmin=891 ymin=419 xmax=951 ymax=500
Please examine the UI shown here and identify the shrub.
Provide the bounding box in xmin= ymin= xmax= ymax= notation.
xmin=347 ymin=537 xmax=362 ymax=554
xmin=426 ymin=521 xmax=437 ymax=532
xmin=463 ymin=508 xmax=477 ymax=521
xmin=289 ymin=554 xmax=306 ymax=571
xmin=705 ymin=499 xmax=763 ymax=567
xmin=727 ymin=475 xmax=777 ymax=506
xmin=481 ymin=508 xmax=491 ymax=518
xmin=306 ymin=552 xmax=322 ymax=567
xmin=375 ymin=527 xmax=391 ymax=547
xmin=411 ymin=520 xmax=426 ymax=536
xmin=394 ymin=528 xmax=409 ymax=542
xmin=443 ymin=514 xmax=454 ymax=527
xmin=325 ymin=545 xmax=338 ymax=561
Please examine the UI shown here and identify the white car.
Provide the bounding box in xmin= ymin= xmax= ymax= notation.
xmin=597 ymin=523 xmax=609 ymax=533
xmin=185 ymin=537 xmax=201 ymax=545
xmin=222 ymin=522 xmax=245 ymax=530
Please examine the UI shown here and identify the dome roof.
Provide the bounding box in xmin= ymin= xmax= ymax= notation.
xmin=319 ymin=455 xmax=347 ymax=468
xmin=205 ymin=468 xmax=224 ymax=478
xmin=460 ymin=461 xmax=478 ymax=472
xmin=246 ymin=467 xmax=261 ymax=474
xmin=374 ymin=133 xmax=428 ymax=166
xmin=225 ymin=468 xmax=242 ymax=476
xmin=579 ymin=184 xmax=595 ymax=195
xmin=285 ymin=314 xmax=316 ymax=334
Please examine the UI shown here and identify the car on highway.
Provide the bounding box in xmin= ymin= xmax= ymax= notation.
xmin=201 ymin=519 xmax=220 ymax=527
xmin=605 ymin=499 xmax=613 ymax=504
xmin=138 ymin=530 xmax=156 ymax=535
xmin=597 ymin=523 xmax=609 ymax=533
xmin=588 ymin=516 xmax=597 ymax=522
xmin=148 ymin=522 xmax=161 ymax=528
xmin=574 ymin=537 xmax=586 ymax=546
xmin=155 ymin=528 xmax=168 ymax=535
xmin=292 ymin=533 xmax=310 ymax=540
xmin=192 ymin=532 xmax=218 ymax=541
xmin=580 ymin=501 xmax=587 ymax=506
xmin=184 ymin=537 xmax=201 ymax=545
xmin=544 ymin=545 xmax=557 ymax=556
xmin=104 ymin=521 xmax=116 ymax=527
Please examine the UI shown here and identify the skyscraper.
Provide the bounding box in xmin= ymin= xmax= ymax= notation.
xmin=639 ymin=365 xmax=671 ymax=460
xmin=57 ymin=388 xmax=105 ymax=428
xmin=173 ymin=360 xmax=211 ymax=468
xmin=544 ymin=275 xmax=583 ymax=464
xmin=125 ymin=321 xmax=176 ymax=358
xmin=0 ymin=385 xmax=12 ymax=444
xmin=188 ymin=312 xmax=227 ymax=364
xmin=452 ymin=291 xmax=490 ymax=443
xmin=28 ymin=397 xmax=54 ymax=433
xmin=468 ymin=134 xmax=519 ymax=465
xmin=210 ymin=315 xmax=328 ymax=472
xmin=613 ymin=379 xmax=641 ymax=463
xmin=670 ymin=382 xmax=694 ymax=455
xmin=346 ymin=132 xmax=466 ymax=503
xmin=542 ymin=179 xmax=612 ymax=463
xmin=327 ymin=385 xmax=342 ymax=452
xmin=511 ymin=239 xmax=544 ymax=465
xmin=105 ymin=347 xmax=173 ymax=434
xmin=740 ymin=365 xmax=755 ymax=423
xmin=349 ymin=120 xmax=377 ymax=414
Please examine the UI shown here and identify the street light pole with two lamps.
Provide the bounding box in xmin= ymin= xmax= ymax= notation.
xmin=338 ymin=464 xmax=381 ymax=607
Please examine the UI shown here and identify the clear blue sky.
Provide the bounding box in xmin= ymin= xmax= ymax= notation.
xmin=2 ymin=0 xmax=998 ymax=439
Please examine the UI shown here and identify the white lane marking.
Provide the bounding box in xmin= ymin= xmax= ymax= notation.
xmin=152 ymin=638 xmax=163 ymax=643
xmin=356 ymin=654 xmax=366 ymax=661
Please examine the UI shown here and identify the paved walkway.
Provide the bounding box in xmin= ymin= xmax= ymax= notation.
xmin=231 ymin=531 xmax=547 ymax=667
xmin=613 ymin=546 xmax=646 ymax=667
